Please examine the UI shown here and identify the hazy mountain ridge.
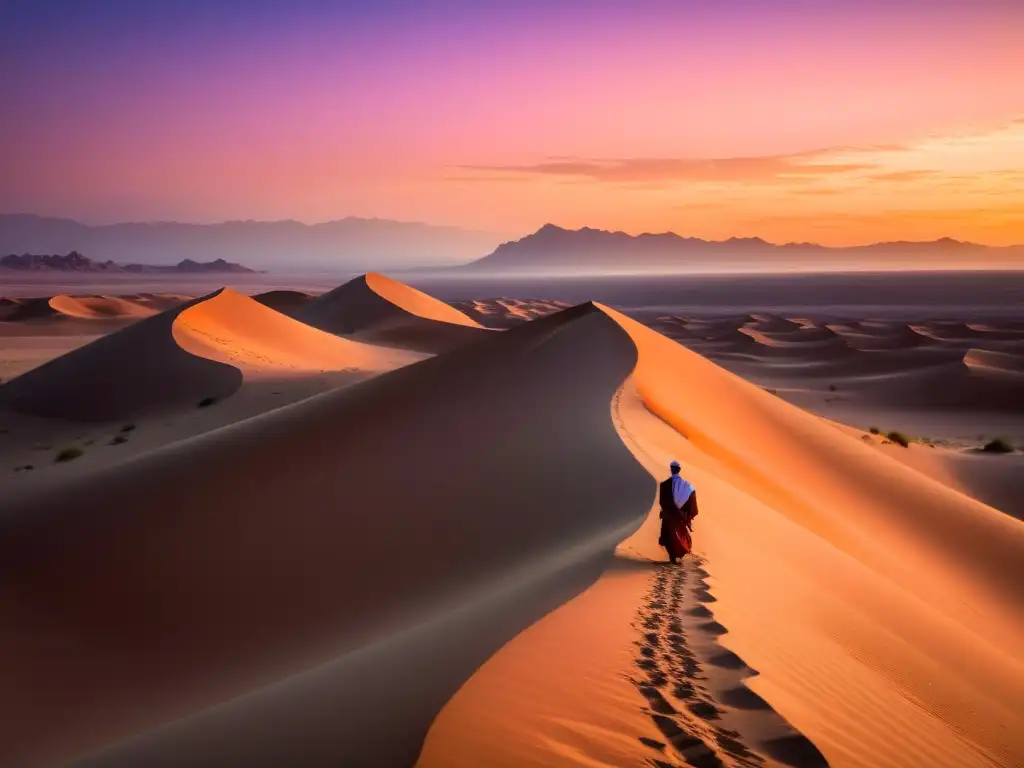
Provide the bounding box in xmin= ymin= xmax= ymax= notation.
xmin=1 ymin=251 xmax=256 ymax=274
xmin=463 ymin=224 xmax=1024 ymax=272
xmin=0 ymin=215 xmax=503 ymax=269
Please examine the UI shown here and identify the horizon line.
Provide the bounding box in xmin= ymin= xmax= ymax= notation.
xmin=3 ymin=212 xmax=1023 ymax=251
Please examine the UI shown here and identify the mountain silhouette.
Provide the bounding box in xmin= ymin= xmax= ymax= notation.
xmin=0 ymin=215 xmax=503 ymax=270
xmin=460 ymin=224 xmax=1023 ymax=272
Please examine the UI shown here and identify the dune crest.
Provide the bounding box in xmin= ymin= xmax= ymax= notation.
xmin=600 ymin=304 xmax=1024 ymax=766
xmin=172 ymin=287 xmax=418 ymax=377
xmin=47 ymin=295 xmax=158 ymax=320
xmin=0 ymin=292 xmax=242 ymax=421
xmin=420 ymin=305 xmax=1023 ymax=767
xmin=0 ymin=303 xmax=651 ymax=766
xmin=295 ymin=272 xmax=487 ymax=352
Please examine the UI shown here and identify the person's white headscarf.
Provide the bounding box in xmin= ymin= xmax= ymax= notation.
xmin=669 ymin=461 xmax=694 ymax=507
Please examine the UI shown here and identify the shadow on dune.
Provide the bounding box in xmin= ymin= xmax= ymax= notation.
xmin=0 ymin=291 xmax=242 ymax=421
xmin=295 ymin=272 xmax=487 ymax=353
xmin=0 ymin=302 xmax=653 ymax=766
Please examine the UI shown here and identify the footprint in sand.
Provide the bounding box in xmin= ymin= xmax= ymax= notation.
xmin=629 ymin=559 xmax=828 ymax=768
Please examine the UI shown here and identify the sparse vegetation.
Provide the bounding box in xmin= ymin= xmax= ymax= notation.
xmin=120 ymin=423 xmax=136 ymax=433
xmin=828 ymin=383 xmax=837 ymax=392
xmin=887 ymin=431 xmax=911 ymax=448
xmin=981 ymin=437 xmax=1014 ymax=454
xmin=197 ymin=396 xmax=218 ymax=408
xmin=55 ymin=446 xmax=84 ymax=462
xmin=110 ymin=434 xmax=129 ymax=445
xmin=868 ymin=426 xmax=880 ymax=434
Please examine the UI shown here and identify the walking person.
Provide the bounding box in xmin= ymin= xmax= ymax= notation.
xmin=658 ymin=460 xmax=699 ymax=563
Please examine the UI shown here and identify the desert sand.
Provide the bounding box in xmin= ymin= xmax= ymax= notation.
xmin=0 ymin=274 xmax=1021 ymax=767
xmin=295 ymin=272 xmax=489 ymax=352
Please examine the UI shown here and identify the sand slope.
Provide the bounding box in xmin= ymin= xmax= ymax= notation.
xmin=0 ymin=303 xmax=651 ymax=766
xmin=251 ymin=289 xmax=314 ymax=315
xmin=0 ymin=287 xmax=417 ymax=422
xmin=0 ymin=292 xmax=243 ymax=421
xmin=47 ymin=295 xmax=158 ymax=320
xmin=295 ymin=272 xmax=487 ymax=352
xmin=449 ymin=298 xmax=571 ymax=328
xmin=603 ymin=306 xmax=1024 ymax=766
xmin=423 ymin=305 xmax=1023 ymax=768
xmin=172 ymin=287 xmax=417 ymax=377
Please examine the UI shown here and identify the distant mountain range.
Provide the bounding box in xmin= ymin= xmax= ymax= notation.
xmin=461 ymin=224 xmax=1024 ymax=273
xmin=0 ymin=215 xmax=504 ymax=270
xmin=1 ymin=251 xmax=256 ymax=274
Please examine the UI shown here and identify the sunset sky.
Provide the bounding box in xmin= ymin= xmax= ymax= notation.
xmin=2 ymin=0 xmax=1022 ymax=245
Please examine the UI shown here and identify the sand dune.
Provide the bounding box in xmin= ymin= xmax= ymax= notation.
xmin=416 ymin=302 xmax=1024 ymax=768
xmin=964 ymin=347 xmax=1024 ymax=374
xmin=0 ymin=293 xmax=187 ymax=325
xmin=449 ymin=298 xmax=571 ymax=328
xmin=47 ymin=295 xmax=158 ymax=320
xmin=296 ymin=272 xmax=487 ymax=352
xmin=0 ymin=276 xmax=1021 ymax=767
xmin=745 ymin=313 xmax=805 ymax=333
xmin=0 ymin=296 xmax=65 ymax=323
xmin=826 ymin=322 xmax=932 ymax=351
xmin=0 ymin=292 xmax=243 ymax=421
xmin=173 ymin=287 xmax=417 ymax=377
xmin=0 ymin=303 xmax=651 ymax=766
xmin=738 ymin=326 xmax=847 ymax=351
xmin=0 ymin=287 xmax=416 ymax=421
xmin=840 ymin=355 xmax=1024 ymax=411
xmin=603 ymin=306 xmax=1023 ymax=766
xmin=251 ymin=289 xmax=314 ymax=315
xmin=418 ymin=304 xmax=1023 ymax=767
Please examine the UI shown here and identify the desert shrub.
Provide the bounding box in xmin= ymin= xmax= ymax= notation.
xmin=120 ymin=423 xmax=136 ymax=433
xmin=828 ymin=383 xmax=837 ymax=392
xmin=55 ymin=446 xmax=84 ymax=462
xmin=981 ymin=437 xmax=1014 ymax=454
xmin=887 ymin=431 xmax=911 ymax=447
xmin=868 ymin=426 xmax=880 ymax=434
xmin=110 ymin=434 xmax=128 ymax=445
xmin=197 ymin=396 xmax=218 ymax=408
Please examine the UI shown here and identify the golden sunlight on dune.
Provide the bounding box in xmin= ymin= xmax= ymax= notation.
xmin=172 ymin=287 xmax=417 ymax=377
xmin=422 ymin=303 xmax=1023 ymax=768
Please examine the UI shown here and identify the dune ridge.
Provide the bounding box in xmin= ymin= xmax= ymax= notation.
xmin=0 ymin=302 xmax=652 ymax=766
xmin=603 ymin=305 xmax=1024 ymax=766
xmin=172 ymin=287 xmax=418 ymax=377
xmin=295 ymin=272 xmax=487 ymax=352
xmin=0 ymin=291 xmax=243 ymax=421
xmin=418 ymin=304 xmax=1022 ymax=768
xmin=0 ymin=287 xmax=418 ymax=422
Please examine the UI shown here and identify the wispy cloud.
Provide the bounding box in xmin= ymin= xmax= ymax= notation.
xmin=869 ymin=170 xmax=938 ymax=182
xmin=458 ymin=150 xmax=869 ymax=184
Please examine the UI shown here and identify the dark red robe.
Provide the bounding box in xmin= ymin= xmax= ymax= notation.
xmin=658 ymin=478 xmax=698 ymax=559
